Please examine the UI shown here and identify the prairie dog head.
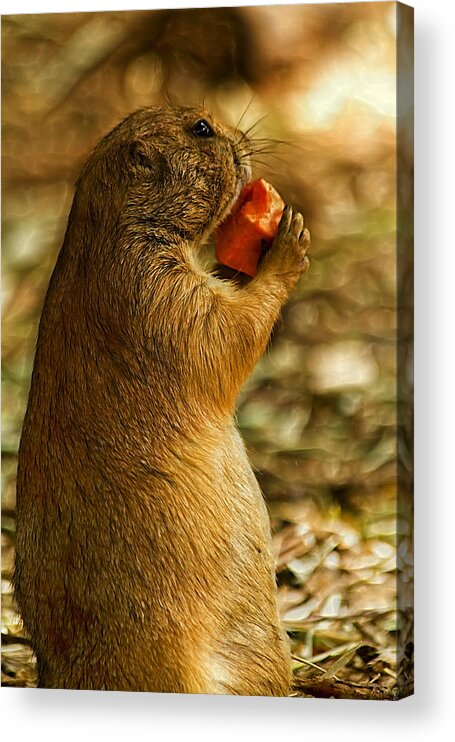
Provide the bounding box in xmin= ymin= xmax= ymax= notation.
xmin=75 ymin=105 xmax=252 ymax=244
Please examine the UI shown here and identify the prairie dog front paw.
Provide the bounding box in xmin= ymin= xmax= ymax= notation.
xmin=262 ymin=206 xmax=310 ymax=285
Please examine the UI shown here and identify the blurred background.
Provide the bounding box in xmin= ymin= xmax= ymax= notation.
xmin=1 ymin=2 xmax=413 ymax=696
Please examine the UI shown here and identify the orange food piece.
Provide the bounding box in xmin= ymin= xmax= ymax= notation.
xmin=215 ymin=178 xmax=285 ymax=277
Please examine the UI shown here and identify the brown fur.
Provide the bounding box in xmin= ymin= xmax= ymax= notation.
xmin=14 ymin=105 xmax=310 ymax=694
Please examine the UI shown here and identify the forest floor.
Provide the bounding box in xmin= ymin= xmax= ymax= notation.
xmin=1 ymin=491 xmax=413 ymax=699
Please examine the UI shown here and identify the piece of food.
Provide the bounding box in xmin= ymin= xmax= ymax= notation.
xmin=215 ymin=178 xmax=285 ymax=277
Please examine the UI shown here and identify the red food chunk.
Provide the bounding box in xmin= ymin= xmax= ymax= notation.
xmin=215 ymin=178 xmax=285 ymax=277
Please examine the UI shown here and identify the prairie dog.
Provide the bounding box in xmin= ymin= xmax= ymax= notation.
xmin=14 ymin=106 xmax=310 ymax=694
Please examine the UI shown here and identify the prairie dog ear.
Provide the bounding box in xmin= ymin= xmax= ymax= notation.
xmin=128 ymin=140 xmax=168 ymax=179
xmin=129 ymin=140 xmax=155 ymax=170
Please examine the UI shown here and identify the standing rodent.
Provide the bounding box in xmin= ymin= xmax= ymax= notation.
xmin=14 ymin=106 xmax=310 ymax=694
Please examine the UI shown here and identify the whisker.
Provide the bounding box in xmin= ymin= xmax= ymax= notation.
xmin=262 ymin=151 xmax=292 ymax=165
xmin=249 ymin=137 xmax=302 ymax=152
xmin=235 ymin=95 xmax=256 ymax=133
xmin=242 ymin=147 xmax=288 ymax=161
xmin=161 ymin=83 xmax=176 ymax=108
xmin=238 ymin=112 xmax=272 ymax=143
xmin=249 ymin=158 xmax=278 ymax=170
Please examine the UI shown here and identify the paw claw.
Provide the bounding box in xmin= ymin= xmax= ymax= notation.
xmin=290 ymin=212 xmax=304 ymax=239
xmin=300 ymin=227 xmax=311 ymax=249
xmin=277 ymin=205 xmax=293 ymax=236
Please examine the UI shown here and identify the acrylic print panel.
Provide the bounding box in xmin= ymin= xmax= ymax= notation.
xmin=1 ymin=2 xmax=414 ymax=698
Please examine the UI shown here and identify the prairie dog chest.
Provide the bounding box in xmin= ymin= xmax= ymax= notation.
xmin=217 ymin=424 xmax=272 ymax=544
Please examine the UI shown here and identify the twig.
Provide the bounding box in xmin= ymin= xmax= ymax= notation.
xmin=293 ymin=675 xmax=396 ymax=701
xmin=291 ymin=654 xmax=325 ymax=674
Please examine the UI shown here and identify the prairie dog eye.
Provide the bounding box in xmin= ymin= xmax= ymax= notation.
xmin=192 ymin=119 xmax=215 ymax=138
